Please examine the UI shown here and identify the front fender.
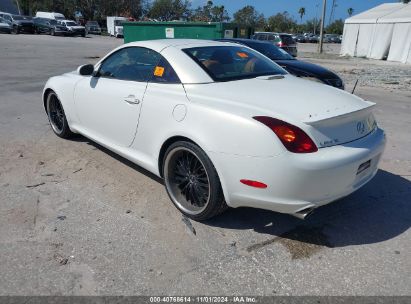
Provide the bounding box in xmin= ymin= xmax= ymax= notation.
xmin=42 ymin=73 xmax=83 ymax=128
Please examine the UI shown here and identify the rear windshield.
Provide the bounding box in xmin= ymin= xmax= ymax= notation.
xmin=245 ymin=41 xmax=294 ymax=60
xmin=183 ymin=46 xmax=286 ymax=82
xmin=280 ymin=35 xmax=296 ymax=45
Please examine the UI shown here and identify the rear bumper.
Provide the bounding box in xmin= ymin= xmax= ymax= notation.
xmin=209 ymin=128 xmax=386 ymax=215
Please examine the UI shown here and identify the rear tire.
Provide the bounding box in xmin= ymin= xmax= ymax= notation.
xmin=163 ymin=141 xmax=227 ymax=221
xmin=46 ymin=91 xmax=74 ymax=139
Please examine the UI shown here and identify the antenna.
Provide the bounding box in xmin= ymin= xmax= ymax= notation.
xmin=351 ymin=79 xmax=359 ymax=94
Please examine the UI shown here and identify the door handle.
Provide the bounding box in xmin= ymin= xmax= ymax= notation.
xmin=124 ymin=95 xmax=140 ymax=104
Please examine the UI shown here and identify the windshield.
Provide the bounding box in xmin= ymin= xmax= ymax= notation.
xmin=12 ymin=15 xmax=24 ymax=20
xmin=183 ymin=46 xmax=286 ymax=82
xmin=114 ymin=20 xmax=124 ymax=26
xmin=244 ymin=41 xmax=294 ymax=60
xmin=279 ymin=35 xmax=296 ymax=45
xmin=66 ymin=21 xmax=77 ymax=26
xmin=49 ymin=19 xmax=57 ymax=25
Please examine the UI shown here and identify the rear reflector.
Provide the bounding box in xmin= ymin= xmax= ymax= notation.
xmin=240 ymin=179 xmax=268 ymax=189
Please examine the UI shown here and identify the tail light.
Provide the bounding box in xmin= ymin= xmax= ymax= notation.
xmin=278 ymin=41 xmax=287 ymax=47
xmin=253 ymin=116 xmax=318 ymax=153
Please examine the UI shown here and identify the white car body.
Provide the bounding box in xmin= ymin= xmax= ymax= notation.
xmin=58 ymin=19 xmax=85 ymax=35
xmin=42 ymin=39 xmax=386 ymax=219
xmin=106 ymin=16 xmax=127 ymax=38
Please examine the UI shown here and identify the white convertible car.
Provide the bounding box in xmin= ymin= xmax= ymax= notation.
xmin=43 ymin=39 xmax=386 ymax=220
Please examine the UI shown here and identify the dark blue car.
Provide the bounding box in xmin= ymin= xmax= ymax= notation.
xmin=217 ymin=38 xmax=344 ymax=90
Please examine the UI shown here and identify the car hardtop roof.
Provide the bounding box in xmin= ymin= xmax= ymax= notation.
xmin=218 ymin=38 xmax=271 ymax=44
xmin=122 ymin=39 xmax=241 ymax=52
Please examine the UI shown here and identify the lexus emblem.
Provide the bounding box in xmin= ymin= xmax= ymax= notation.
xmin=357 ymin=122 xmax=366 ymax=134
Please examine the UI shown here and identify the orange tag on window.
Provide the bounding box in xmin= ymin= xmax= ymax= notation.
xmin=154 ymin=66 xmax=165 ymax=77
xmin=237 ymin=52 xmax=249 ymax=58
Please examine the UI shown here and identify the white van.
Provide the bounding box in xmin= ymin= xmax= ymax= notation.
xmin=35 ymin=12 xmax=65 ymax=20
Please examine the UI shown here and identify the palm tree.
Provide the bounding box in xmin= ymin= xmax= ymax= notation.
xmin=347 ymin=8 xmax=354 ymax=17
xmin=298 ymin=7 xmax=305 ymax=23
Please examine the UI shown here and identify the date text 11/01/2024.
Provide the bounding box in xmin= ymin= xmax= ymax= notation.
xmin=149 ymin=296 xmax=257 ymax=303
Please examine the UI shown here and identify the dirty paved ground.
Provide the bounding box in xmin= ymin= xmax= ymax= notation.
xmin=0 ymin=35 xmax=410 ymax=295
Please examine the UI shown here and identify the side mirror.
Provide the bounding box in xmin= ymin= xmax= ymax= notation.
xmin=78 ymin=64 xmax=94 ymax=76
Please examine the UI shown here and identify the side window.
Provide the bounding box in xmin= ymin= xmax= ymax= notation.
xmin=150 ymin=57 xmax=180 ymax=84
xmin=267 ymin=34 xmax=275 ymax=41
xmin=257 ymin=34 xmax=267 ymax=41
xmin=98 ymin=47 xmax=161 ymax=82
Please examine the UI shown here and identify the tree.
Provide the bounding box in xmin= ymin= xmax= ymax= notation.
xmin=298 ymin=7 xmax=305 ymax=23
xmin=191 ymin=1 xmax=229 ymax=22
xmin=347 ymin=7 xmax=354 ymax=17
xmin=148 ymin=0 xmax=190 ymax=21
xmin=400 ymin=0 xmax=410 ymax=4
xmin=266 ymin=11 xmax=298 ymax=33
xmin=326 ymin=19 xmax=344 ymax=34
xmin=233 ymin=5 xmax=265 ymax=29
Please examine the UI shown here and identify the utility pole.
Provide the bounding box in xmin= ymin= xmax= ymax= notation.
xmin=15 ymin=0 xmax=22 ymax=15
xmin=318 ymin=0 xmax=327 ymax=53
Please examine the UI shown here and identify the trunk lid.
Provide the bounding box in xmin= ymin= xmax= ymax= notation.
xmin=184 ymin=75 xmax=376 ymax=148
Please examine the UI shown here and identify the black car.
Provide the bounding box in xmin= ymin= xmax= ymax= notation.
xmin=252 ymin=32 xmax=298 ymax=57
xmin=217 ymin=38 xmax=344 ymax=90
xmin=33 ymin=17 xmax=68 ymax=36
xmin=85 ymin=21 xmax=101 ymax=35
xmin=0 ymin=13 xmax=34 ymax=34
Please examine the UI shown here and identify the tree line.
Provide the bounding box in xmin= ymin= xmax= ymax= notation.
xmin=16 ymin=0 xmax=349 ymax=34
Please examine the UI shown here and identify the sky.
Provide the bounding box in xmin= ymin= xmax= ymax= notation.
xmin=190 ymin=0 xmax=401 ymax=24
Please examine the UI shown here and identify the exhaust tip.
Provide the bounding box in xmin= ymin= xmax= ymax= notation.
xmin=292 ymin=207 xmax=315 ymax=220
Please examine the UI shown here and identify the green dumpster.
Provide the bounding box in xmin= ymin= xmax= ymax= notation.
xmin=123 ymin=21 xmax=253 ymax=43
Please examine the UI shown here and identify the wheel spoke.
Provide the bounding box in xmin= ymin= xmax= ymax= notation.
xmin=166 ymin=148 xmax=211 ymax=214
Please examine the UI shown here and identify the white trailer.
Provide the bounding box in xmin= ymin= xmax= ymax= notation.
xmin=106 ymin=16 xmax=127 ymax=38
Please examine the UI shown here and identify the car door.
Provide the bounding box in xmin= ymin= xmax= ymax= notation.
xmin=74 ymin=47 xmax=161 ymax=147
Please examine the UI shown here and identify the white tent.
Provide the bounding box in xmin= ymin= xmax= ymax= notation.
xmin=383 ymin=4 xmax=411 ymax=63
xmin=341 ymin=3 xmax=411 ymax=63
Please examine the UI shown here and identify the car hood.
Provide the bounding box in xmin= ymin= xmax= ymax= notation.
xmin=275 ymin=59 xmax=339 ymax=79
xmin=184 ymin=75 xmax=373 ymax=124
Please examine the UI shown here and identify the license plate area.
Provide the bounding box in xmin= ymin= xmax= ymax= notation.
xmin=357 ymin=160 xmax=371 ymax=175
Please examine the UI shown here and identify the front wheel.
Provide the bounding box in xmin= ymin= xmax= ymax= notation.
xmin=163 ymin=141 xmax=227 ymax=221
xmin=50 ymin=28 xmax=55 ymax=36
xmin=12 ymin=26 xmax=19 ymax=34
xmin=46 ymin=91 xmax=74 ymax=139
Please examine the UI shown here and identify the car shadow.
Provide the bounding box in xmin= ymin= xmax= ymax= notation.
xmin=65 ymin=135 xmax=411 ymax=248
xmin=69 ymin=136 xmax=164 ymax=184
xmin=205 ymin=170 xmax=411 ymax=248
